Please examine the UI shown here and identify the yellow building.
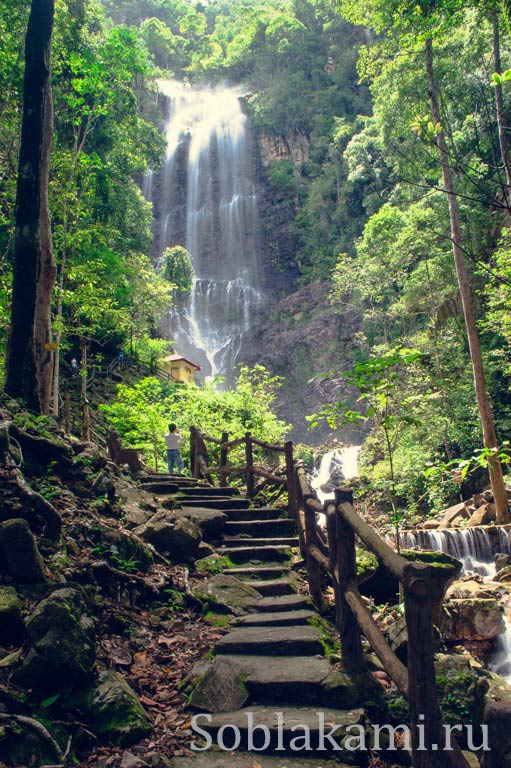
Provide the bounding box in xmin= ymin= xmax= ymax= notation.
xmin=162 ymin=353 xmax=201 ymax=384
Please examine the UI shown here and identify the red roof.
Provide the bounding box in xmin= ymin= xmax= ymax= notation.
xmin=166 ymin=353 xmax=201 ymax=370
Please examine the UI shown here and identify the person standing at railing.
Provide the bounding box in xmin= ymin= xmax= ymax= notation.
xmin=165 ymin=423 xmax=184 ymax=474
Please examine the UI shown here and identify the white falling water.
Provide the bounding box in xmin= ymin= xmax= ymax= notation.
xmin=154 ymin=80 xmax=265 ymax=379
xmin=311 ymin=446 xmax=361 ymax=503
xmin=401 ymin=526 xmax=511 ymax=681
xmin=142 ymin=168 xmax=154 ymax=203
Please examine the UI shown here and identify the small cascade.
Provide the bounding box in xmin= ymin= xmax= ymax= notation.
xmin=400 ymin=527 xmax=510 ymax=578
xmin=311 ymin=446 xmax=361 ymax=503
xmin=142 ymin=169 xmax=154 ymax=203
xmin=401 ymin=525 xmax=511 ymax=682
xmin=153 ymin=80 xmax=265 ymax=379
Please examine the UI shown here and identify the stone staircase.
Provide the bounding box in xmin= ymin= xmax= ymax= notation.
xmin=140 ymin=472 xmax=381 ymax=767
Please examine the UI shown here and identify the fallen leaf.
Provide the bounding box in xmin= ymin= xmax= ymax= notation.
xmin=0 ymin=649 xmax=22 ymax=667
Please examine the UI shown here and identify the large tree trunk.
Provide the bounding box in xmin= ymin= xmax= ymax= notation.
xmin=492 ymin=11 xmax=511 ymax=211
xmin=425 ymin=38 xmax=509 ymax=524
xmin=4 ymin=0 xmax=56 ymax=414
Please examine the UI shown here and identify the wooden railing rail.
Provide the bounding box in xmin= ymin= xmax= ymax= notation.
xmin=295 ymin=467 xmax=468 ymax=768
xmin=189 ymin=426 xmax=299 ymax=525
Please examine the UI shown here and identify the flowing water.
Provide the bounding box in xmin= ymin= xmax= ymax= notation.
xmin=311 ymin=446 xmax=361 ymax=503
xmin=147 ymin=80 xmax=265 ymax=379
xmin=401 ymin=526 xmax=511 ymax=681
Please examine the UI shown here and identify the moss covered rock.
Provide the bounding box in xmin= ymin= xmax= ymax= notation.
xmin=356 ymin=548 xmax=378 ymax=585
xmin=91 ymin=670 xmax=152 ymax=747
xmin=0 ymin=586 xmax=23 ymax=643
xmin=195 ymin=574 xmax=262 ymax=615
xmin=13 ymin=588 xmax=95 ymax=692
xmin=0 ymin=518 xmax=46 ymax=583
xmin=385 ymin=652 xmax=488 ymax=748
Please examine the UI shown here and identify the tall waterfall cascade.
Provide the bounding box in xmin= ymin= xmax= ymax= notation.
xmin=147 ymin=80 xmax=265 ymax=379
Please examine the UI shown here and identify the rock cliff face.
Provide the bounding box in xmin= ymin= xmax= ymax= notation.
xmin=238 ymin=281 xmax=362 ymax=443
xmin=257 ymin=129 xmax=310 ymax=166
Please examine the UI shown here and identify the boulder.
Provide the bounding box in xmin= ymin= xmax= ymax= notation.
xmin=115 ymin=479 xmax=158 ymax=528
xmin=496 ymin=554 xmax=511 ymax=573
xmin=0 ymin=716 xmax=61 ymax=767
xmin=386 ymin=652 xmax=488 ymax=749
xmin=196 ymin=574 xmax=262 ymax=615
xmin=468 ymin=503 xmax=496 ymax=527
xmin=175 ymin=507 xmax=227 ymax=541
xmin=186 ymin=656 xmax=250 ymax=712
xmin=92 ymin=523 xmax=153 ymax=572
xmin=91 ymin=670 xmax=152 ymax=747
xmin=496 ymin=566 xmax=511 ymax=584
xmin=14 ymin=588 xmax=95 ymax=692
xmin=438 ymin=501 xmax=470 ymax=528
xmin=356 ymin=548 xmax=378 ymax=585
xmin=0 ymin=586 xmax=24 ymax=644
xmin=439 ymin=597 xmax=505 ymax=643
xmin=446 ymin=578 xmax=500 ymax=600
xmin=135 ymin=512 xmax=202 ymax=561
xmin=0 ymin=518 xmax=46 ymax=583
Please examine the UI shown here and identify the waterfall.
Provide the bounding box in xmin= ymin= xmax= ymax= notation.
xmin=400 ymin=527 xmax=510 ymax=579
xmin=151 ymin=80 xmax=265 ymax=379
xmin=401 ymin=525 xmax=511 ymax=682
xmin=311 ymin=446 xmax=361 ymax=503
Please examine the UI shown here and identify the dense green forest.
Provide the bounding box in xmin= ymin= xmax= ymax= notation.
xmin=3 ymin=0 xmax=511 ymax=519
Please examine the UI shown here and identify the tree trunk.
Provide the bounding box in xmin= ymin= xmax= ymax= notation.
xmin=425 ymin=38 xmax=509 ymax=524
xmin=80 ymin=338 xmax=90 ymax=442
xmin=4 ymin=0 xmax=56 ymax=414
xmin=492 ymin=12 xmax=511 ymax=210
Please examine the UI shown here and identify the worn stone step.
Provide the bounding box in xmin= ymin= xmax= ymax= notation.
xmin=223 ymin=536 xmax=299 ymax=549
xmin=234 ymin=609 xmax=315 ymax=627
xmin=180 ymin=498 xmax=251 ymax=510
xmin=193 ymin=704 xmax=367 ymax=760
xmin=179 ymin=486 xmax=240 ymax=497
xmin=257 ymin=594 xmax=312 ymax=613
xmin=170 ymin=753 xmax=357 ymax=768
xmin=137 ymin=481 xmax=180 ymax=494
xmin=225 ymin=518 xmax=296 ymax=536
xmin=220 ymin=545 xmax=293 ymax=563
xmin=244 ymin=578 xmax=296 ymax=597
xmin=224 ymin=565 xmax=287 ymax=580
xmin=226 ymin=507 xmax=283 ymax=522
xmin=215 ymin=625 xmax=324 ymax=656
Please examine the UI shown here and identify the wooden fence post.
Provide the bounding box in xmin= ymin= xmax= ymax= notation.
xmin=284 ymin=440 xmax=298 ymax=521
xmin=403 ymin=562 xmax=455 ymax=768
xmin=245 ymin=432 xmax=254 ymax=498
xmin=326 ymin=504 xmax=341 ymax=631
xmin=304 ymin=501 xmax=323 ymax=609
xmin=335 ymin=488 xmax=365 ymax=672
xmin=220 ymin=431 xmax=229 ymax=487
xmin=190 ymin=426 xmax=198 ymax=478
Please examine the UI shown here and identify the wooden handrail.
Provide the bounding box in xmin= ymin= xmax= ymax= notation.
xmin=294 ymin=474 xmax=468 ymax=768
xmin=338 ymin=500 xmax=406 ymax=580
xmin=250 ymin=436 xmax=286 ymax=452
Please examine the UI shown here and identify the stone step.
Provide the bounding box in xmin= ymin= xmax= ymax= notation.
xmin=180 ymin=498 xmax=251 ymax=510
xmin=220 ymin=545 xmax=293 ymax=563
xmin=223 ymin=536 xmax=299 ymax=549
xmin=224 ymin=565 xmax=287 ymax=580
xmin=224 ymin=518 xmax=296 ymax=536
xmin=137 ymin=482 xmax=180 ymax=494
xmin=215 ymin=626 xmax=324 ymax=657
xmin=244 ymin=578 xmax=296 ymax=597
xmin=179 ymin=486 xmax=240 ymax=497
xmin=171 ymin=753 xmax=357 ymax=768
xmin=234 ymin=609 xmax=315 ymax=627
xmin=194 ymin=704 xmax=367 ymax=757
xmin=226 ymin=507 xmax=283 ymax=522
xmin=257 ymin=594 xmax=312 ymax=613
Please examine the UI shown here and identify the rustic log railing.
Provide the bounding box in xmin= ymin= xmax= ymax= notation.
xmin=189 ymin=426 xmax=299 ymax=524
xmin=295 ymin=466 xmax=469 ymax=768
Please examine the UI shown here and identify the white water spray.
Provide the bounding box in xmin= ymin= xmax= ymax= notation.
xmin=154 ymin=80 xmax=265 ymax=379
xmin=311 ymin=446 xmax=361 ymax=503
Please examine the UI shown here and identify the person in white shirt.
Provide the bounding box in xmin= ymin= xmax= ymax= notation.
xmin=165 ymin=423 xmax=184 ymax=474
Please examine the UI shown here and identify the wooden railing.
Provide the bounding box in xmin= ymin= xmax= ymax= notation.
xmin=189 ymin=426 xmax=299 ymax=521
xmin=296 ymin=467 xmax=469 ymax=768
